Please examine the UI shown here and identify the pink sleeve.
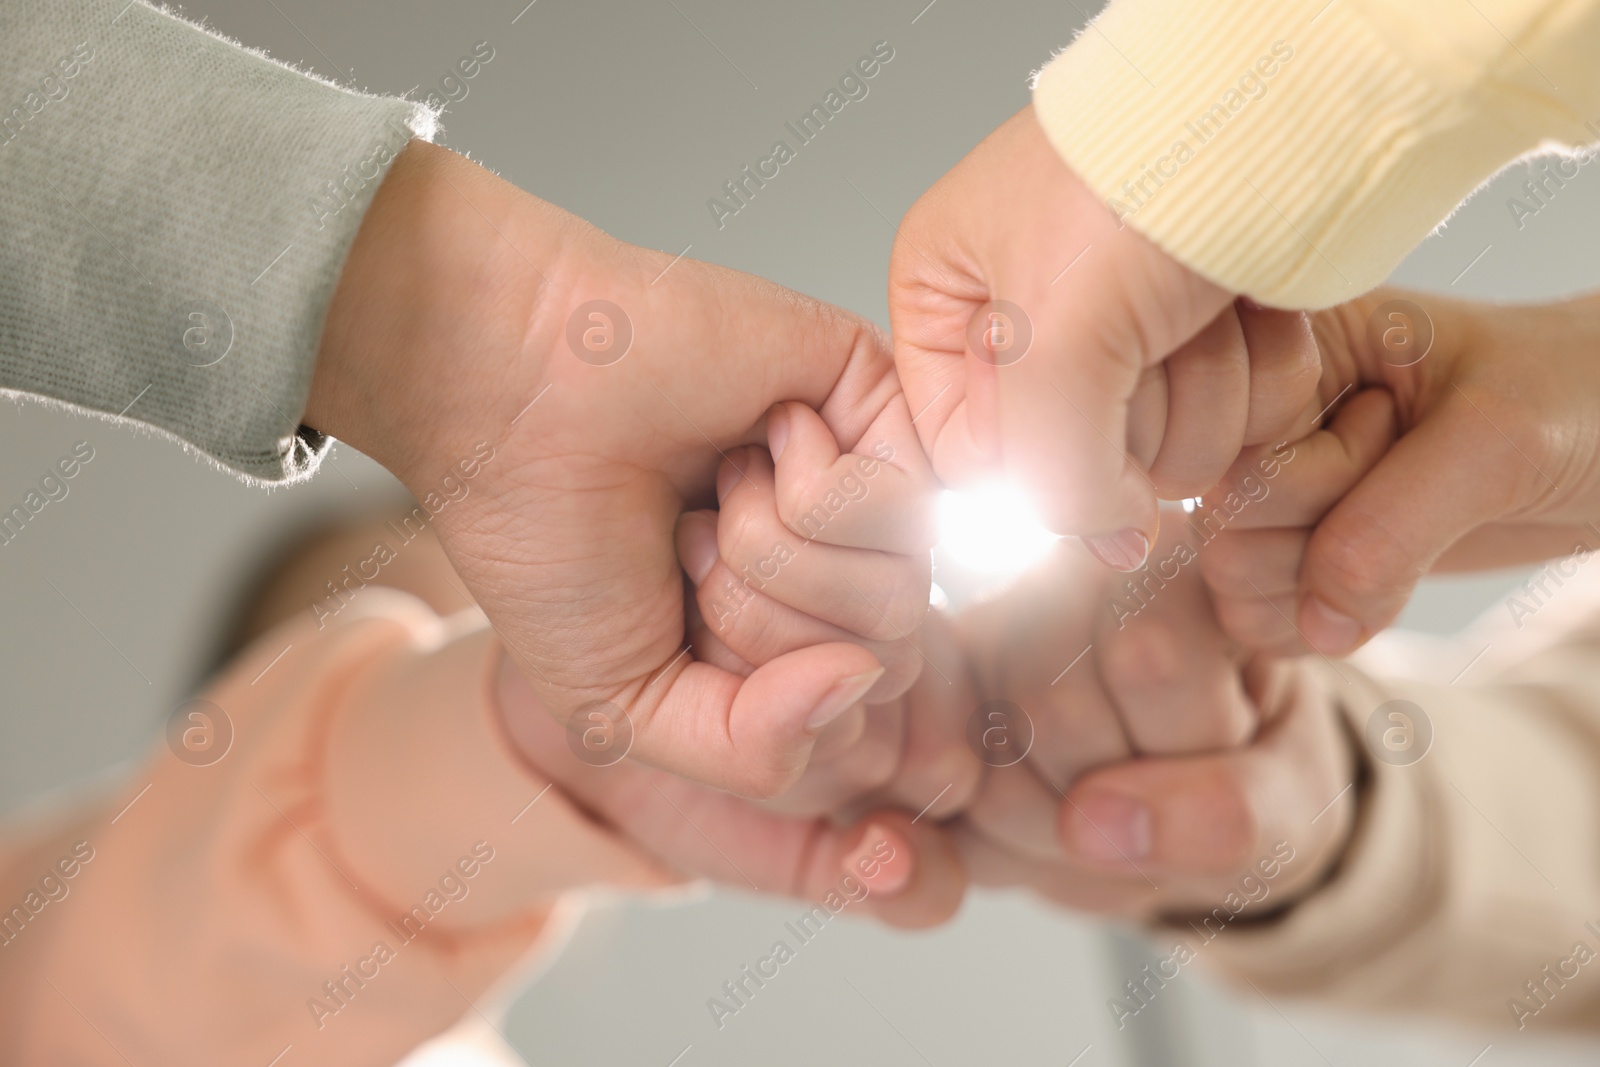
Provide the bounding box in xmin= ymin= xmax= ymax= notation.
xmin=0 ymin=590 xmax=675 ymax=1066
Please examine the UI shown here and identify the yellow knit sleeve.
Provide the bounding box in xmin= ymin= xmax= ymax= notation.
xmin=1032 ymin=0 xmax=1600 ymax=307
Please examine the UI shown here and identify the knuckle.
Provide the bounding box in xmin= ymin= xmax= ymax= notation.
xmin=862 ymin=644 xmax=921 ymax=703
xmin=1310 ymin=516 xmax=1408 ymax=613
xmin=1186 ymin=772 xmax=1259 ymax=871
xmin=847 ymin=737 xmax=900 ymax=793
xmin=1100 ymin=620 xmax=1179 ymax=695
xmin=858 ymin=567 xmax=930 ymax=641
xmin=1205 ymin=679 xmax=1257 ymax=749
xmin=1198 ymin=538 xmax=1252 ymax=594
xmin=718 ymin=501 xmax=770 ymax=571
xmin=1212 ymin=596 xmax=1288 ymax=650
xmin=737 ymin=758 xmax=804 ymax=802
xmin=777 ymin=476 xmax=833 ymax=540
xmin=1211 ymin=780 xmax=1260 ymax=869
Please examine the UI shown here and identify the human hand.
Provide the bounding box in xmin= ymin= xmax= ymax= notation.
xmin=675 ymin=429 xmax=980 ymax=819
xmin=495 ymin=662 xmax=966 ymax=929
xmin=306 ymin=141 xmax=934 ymax=798
xmin=889 ymin=106 xmax=1321 ymax=569
xmin=946 ymin=541 xmax=1355 ymax=919
xmin=1200 ymin=289 xmax=1600 ymax=656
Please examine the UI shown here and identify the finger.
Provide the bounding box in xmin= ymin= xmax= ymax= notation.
xmin=889 ymin=109 xmax=1234 ymax=561
xmin=768 ymin=400 xmax=938 ymax=555
xmin=636 ymin=645 xmax=888 ymax=798
xmin=1212 ymin=388 xmax=1397 ymax=530
xmin=678 ymin=509 xmax=924 ymax=701
xmin=1125 ymin=364 xmax=1168 ymax=471
xmin=1146 ymin=308 xmax=1250 ymax=500
xmin=964 ymin=762 xmax=1067 ymax=862
xmin=759 ymin=703 xmax=905 ymax=817
xmin=1437 ymin=521 xmax=1600 ymax=571
xmin=715 ymin=449 xmax=931 ymax=642
xmin=821 ymin=812 xmax=966 ymax=929
xmin=478 ymin=238 xmax=953 ymax=800
xmin=1199 ymin=528 xmax=1309 ymax=653
xmin=680 ymin=560 xmax=881 ymax=763
xmin=534 ymin=722 xmax=961 ymax=925
xmin=1094 ymin=570 xmax=1255 ymax=754
xmin=1059 ymin=667 xmax=1354 ymax=905
xmin=860 ymin=610 xmax=985 ymax=822
xmin=1298 ymin=386 xmax=1542 ymax=655
xmin=1236 ymin=302 xmax=1322 ymax=446
xmin=950 ymin=822 xmax=1155 ymax=916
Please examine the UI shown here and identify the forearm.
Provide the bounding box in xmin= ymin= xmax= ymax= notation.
xmin=1035 ymin=0 xmax=1600 ymax=307
xmin=0 ymin=593 xmax=670 ymax=1065
xmin=1184 ymin=598 xmax=1600 ymax=1032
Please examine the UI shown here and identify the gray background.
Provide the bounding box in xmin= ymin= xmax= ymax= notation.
xmin=3 ymin=1 xmax=1599 ymax=1064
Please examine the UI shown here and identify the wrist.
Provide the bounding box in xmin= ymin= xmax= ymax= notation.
xmin=306 ymin=140 xmax=562 ymax=491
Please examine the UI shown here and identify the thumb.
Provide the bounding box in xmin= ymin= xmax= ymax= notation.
xmin=1296 ymin=387 xmax=1542 ymax=655
xmin=639 ymin=645 xmax=888 ymax=798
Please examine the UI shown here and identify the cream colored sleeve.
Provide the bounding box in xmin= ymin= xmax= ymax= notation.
xmin=1033 ymin=0 xmax=1600 ymax=307
xmin=1186 ymin=568 xmax=1600 ymax=1033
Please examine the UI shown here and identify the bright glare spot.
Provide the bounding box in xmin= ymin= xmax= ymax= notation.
xmin=1180 ymin=496 xmax=1200 ymax=513
xmin=937 ymin=484 xmax=1060 ymax=576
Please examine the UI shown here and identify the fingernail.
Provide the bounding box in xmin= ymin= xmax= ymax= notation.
xmin=767 ymin=405 xmax=790 ymax=464
xmin=806 ymin=667 xmax=884 ymax=733
xmin=716 ymin=460 xmax=740 ymax=505
xmin=1070 ymin=793 xmax=1152 ymax=863
xmin=679 ymin=516 xmax=718 ymax=585
xmin=843 ymin=822 xmax=912 ymax=895
xmin=1081 ymin=528 xmax=1149 ymax=572
xmin=1301 ymin=596 xmax=1362 ymax=655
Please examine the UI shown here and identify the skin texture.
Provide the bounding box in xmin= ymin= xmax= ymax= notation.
xmin=299 ymin=128 xmax=1363 ymax=932
xmin=888 ymin=105 xmax=1320 ymax=569
xmin=305 ymin=140 xmax=937 ymax=799
xmin=245 ymin=507 xmax=965 ymax=929
xmin=684 ymin=508 xmax=1359 ymax=921
xmin=1200 ymin=289 xmax=1600 ymax=656
xmin=677 ymin=439 xmax=984 ymax=823
xmin=941 ymin=539 xmax=1356 ymax=921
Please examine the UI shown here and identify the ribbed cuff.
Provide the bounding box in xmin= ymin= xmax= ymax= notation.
xmin=1032 ymin=0 xmax=1549 ymax=307
xmin=0 ymin=0 xmax=437 ymax=482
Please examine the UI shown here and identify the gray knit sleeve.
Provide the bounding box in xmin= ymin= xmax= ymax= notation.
xmin=0 ymin=0 xmax=436 ymax=483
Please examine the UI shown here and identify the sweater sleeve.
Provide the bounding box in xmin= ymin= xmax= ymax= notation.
xmin=0 ymin=591 xmax=676 ymax=1066
xmin=1032 ymin=0 xmax=1600 ymax=308
xmin=0 ymin=0 xmax=436 ymax=482
xmin=1173 ymin=567 xmax=1600 ymax=1033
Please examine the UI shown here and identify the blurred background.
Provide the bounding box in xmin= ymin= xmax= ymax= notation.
xmin=4 ymin=1 xmax=1600 ymax=1064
